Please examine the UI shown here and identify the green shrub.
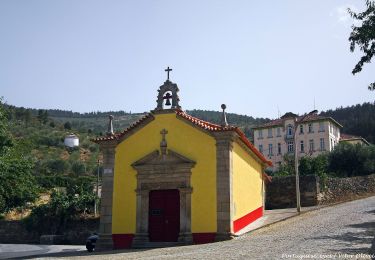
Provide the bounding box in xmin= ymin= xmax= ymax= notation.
xmin=71 ymin=161 xmax=86 ymax=176
xmin=36 ymin=175 xmax=94 ymax=191
xmin=328 ymin=143 xmax=375 ymax=177
xmin=43 ymin=159 xmax=69 ymax=175
xmin=23 ymin=190 xmax=96 ymax=235
xmin=0 ymin=157 xmax=39 ymax=213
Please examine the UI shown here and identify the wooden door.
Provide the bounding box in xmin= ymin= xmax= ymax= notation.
xmin=149 ymin=189 xmax=180 ymax=242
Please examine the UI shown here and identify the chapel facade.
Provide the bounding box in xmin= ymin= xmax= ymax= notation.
xmin=93 ymin=70 xmax=272 ymax=249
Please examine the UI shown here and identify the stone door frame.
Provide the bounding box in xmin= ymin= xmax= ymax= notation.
xmin=131 ymin=150 xmax=195 ymax=246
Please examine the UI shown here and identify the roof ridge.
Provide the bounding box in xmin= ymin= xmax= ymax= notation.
xmin=92 ymin=109 xmax=272 ymax=167
xmin=92 ymin=113 xmax=153 ymax=142
xmin=175 ymin=109 xmax=236 ymax=131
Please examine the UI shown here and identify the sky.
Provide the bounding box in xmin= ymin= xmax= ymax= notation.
xmin=0 ymin=0 xmax=374 ymax=119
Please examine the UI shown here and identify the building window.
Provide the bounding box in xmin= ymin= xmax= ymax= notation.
xmin=287 ymin=124 xmax=293 ymax=137
xmin=319 ymin=122 xmax=324 ymax=132
xmin=259 ymin=144 xmax=263 ymax=154
xmin=258 ymin=130 xmax=263 ymax=139
xmin=308 ymin=123 xmax=313 ymax=133
xmin=268 ymin=144 xmax=273 ymax=156
xmin=300 ymin=125 xmax=304 ymax=134
xmin=268 ymin=128 xmax=273 ymax=138
xmin=309 ymin=139 xmax=314 ymax=152
xmin=277 ymin=127 xmax=281 ymax=137
xmin=300 ymin=140 xmax=304 ymax=153
xmin=320 ymin=138 xmax=325 ymax=151
xmin=277 ymin=143 xmax=281 ymax=155
xmin=287 ymin=141 xmax=294 ymax=153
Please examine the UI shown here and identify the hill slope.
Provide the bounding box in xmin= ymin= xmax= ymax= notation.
xmin=320 ymin=102 xmax=375 ymax=144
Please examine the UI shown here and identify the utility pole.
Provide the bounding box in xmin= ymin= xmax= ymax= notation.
xmin=94 ymin=159 xmax=100 ymax=217
xmin=294 ymin=110 xmax=318 ymax=213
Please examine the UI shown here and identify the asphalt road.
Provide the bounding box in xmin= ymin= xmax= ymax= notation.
xmin=1 ymin=196 xmax=375 ymax=259
xmin=0 ymin=244 xmax=85 ymax=259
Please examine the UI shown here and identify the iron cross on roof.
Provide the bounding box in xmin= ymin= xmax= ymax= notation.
xmin=165 ymin=66 xmax=172 ymax=80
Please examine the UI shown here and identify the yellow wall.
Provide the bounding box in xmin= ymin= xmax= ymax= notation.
xmin=112 ymin=113 xmax=217 ymax=234
xmin=232 ymin=142 xmax=263 ymax=220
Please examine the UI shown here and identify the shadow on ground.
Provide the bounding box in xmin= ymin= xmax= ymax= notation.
xmin=310 ymin=209 xmax=375 ymax=256
xmin=13 ymin=245 xmax=197 ymax=259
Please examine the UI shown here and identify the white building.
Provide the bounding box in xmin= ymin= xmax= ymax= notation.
xmin=64 ymin=133 xmax=79 ymax=148
xmin=253 ymin=112 xmax=342 ymax=170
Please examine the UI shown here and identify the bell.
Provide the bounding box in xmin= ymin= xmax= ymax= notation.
xmin=163 ymin=92 xmax=172 ymax=106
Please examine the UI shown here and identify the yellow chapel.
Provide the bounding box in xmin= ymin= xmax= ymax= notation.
xmin=93 ymin=70 xmax=272 ymax=249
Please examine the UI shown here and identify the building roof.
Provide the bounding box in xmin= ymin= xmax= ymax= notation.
xmin=340 ymin=133 xmax=370 ymax=145
xmin=92 ymin=109 xmax=272 ymax=167
xmin=65 ymin=133 xmax=78 ymax=139
xmin=253 ymin=113 xmax=343 ymax=130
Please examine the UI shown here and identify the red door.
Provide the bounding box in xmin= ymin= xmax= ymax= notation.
xmin=149 ymin=189 xmax=180 ymax=242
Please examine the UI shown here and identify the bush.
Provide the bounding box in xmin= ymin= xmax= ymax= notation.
xmin=71 ymin=161 xmax=86 ymax=176
xmin=299 ymin=154 xmax=329 ymax=188
xmin=273 ymin=154 xmax=295 ymax=176
xmin=43 ymin=159 xmax=69 ymax=175
xmin=36 ymin=135 xmax=62 ymax=147
xmin=24 ymin=190 xmax=96 ymax=235
xmin=328 ymin=143 xmax=375 ymax=177
xmin=0 ymin=157 xmax=39 ymax=213
xmin=36 ymin=175 xmax=95 ymax=192
xmin=64 ymin=121 xmax=72 ymax=130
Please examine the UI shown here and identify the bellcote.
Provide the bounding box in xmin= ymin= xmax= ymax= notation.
xmin=155 ymin=67 xmax=181 ymax=110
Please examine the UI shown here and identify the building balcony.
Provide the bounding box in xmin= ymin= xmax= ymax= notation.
xmin=285 ymin=134 xmax=294 ymax=141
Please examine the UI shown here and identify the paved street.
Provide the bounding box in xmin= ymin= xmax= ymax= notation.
xmin=0 ymin=244 xmax=85 ymax=259
xmin=1 ymin=196 xmax=375 ymax=259
xmin=71 ymin=196 xmax=375 ymax=260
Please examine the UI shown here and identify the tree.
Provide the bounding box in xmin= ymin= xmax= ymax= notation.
xmin=37 ymin=109 xmax=48 ymax=124
xmin=24 ymin=183 xmax=96 ymax=234
xmin=328 ymin=142 xmax=375 ymax=177
xmin=44 ymin=159 xmax=68 ymax=175
xmin=0 ymin=157 xmax=39 ymax=213
xmin=0 ymin=101 xmax=13 ymax=155
xmin=64 ymin=121 xmax=72 ymax=130
xmin=71 ymin=161 xmax=86 ymax=176
xmin=348 ymin=1 xmax=375 ymax=90
xmin=0 ymin=100 xmax=39 ymax=213
xmin=299 ymin=154 xmax=329 ymax=186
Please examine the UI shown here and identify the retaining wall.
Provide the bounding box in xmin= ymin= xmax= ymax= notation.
xmin=266 ymin=175 xmax=320 ymax=209
xmin=0 ymin=218 xmax=99 ymax=245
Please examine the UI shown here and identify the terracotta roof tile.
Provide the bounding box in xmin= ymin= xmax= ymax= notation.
xmin=340 ymin=133 xmax=361 ymax=140
xmin=92 ymin=113 xmax=153 ymax=143
xmin=92 ymin=109 xmax=272 ymax=167
xmin=175 ymin=110 xmax=237 ymax=132
xmin=176 ymin=110 xmax=272 ymax=166
xmin=254 ymin=113 xmax=343 ymax=129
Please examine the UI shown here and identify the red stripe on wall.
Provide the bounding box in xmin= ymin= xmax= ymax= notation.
xmin=192 ymin=233 xmax=216 ymax=244
xmin=112 ymin=234 xmax=134 ymax=249
xmin=233 ymin=206 xmax=263 ymax=233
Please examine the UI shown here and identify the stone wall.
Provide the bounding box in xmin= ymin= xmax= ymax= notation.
xmin=0 ymin=218 xmax=99 ymax=245
xmin=321 ymin=174 xmax=375 ymax=204
xmin=266 ymin=175 xmax=320 ymax=209
xmin=0 ymin=220 xmax=39 ymax=244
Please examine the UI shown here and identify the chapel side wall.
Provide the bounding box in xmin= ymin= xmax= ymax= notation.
xmin=232 ymin=142 xmax=264 ymax=233
xmin=112 ymin=113 xmax=217 ymax=236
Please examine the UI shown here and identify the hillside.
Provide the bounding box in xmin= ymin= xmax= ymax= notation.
xmin=320 ymin=102 xmax=375 ymax=144
xmin=4 ymin=101 xmax=374 ymax=175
